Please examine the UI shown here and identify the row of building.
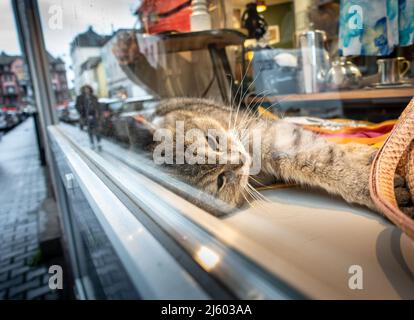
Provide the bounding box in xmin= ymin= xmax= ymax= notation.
xmin=71 ymin=26 xmax=148 ymax=99
xmin=0 ymin=51 xmax=69 ymax=109
xmin=1 ymin=26 xmax=148 ymax=110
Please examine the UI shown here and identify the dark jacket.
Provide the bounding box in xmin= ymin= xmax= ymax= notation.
xmin=75 ymin=94 xmax=100 ymax=121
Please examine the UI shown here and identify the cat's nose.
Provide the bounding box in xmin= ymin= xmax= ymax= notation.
xmin=226 ymin=151 xmax=249 ymax=169
xmin=224 ymin=171 xmax=236 ymax=183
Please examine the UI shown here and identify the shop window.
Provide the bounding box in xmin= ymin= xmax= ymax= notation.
xmin=35 ymin=0 xmax=414 ymax=214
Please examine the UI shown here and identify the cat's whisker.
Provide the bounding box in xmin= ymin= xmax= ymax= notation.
xmin=233 ymin=88 xmax=272 ymax=132
xmin=266 ymin=100 xmax=287 ymax=117
xmin=241 ymin=101 xmax=277 ymax=134
xmin=227 ymin=73 xmax=233 ymax=105
xmin=244 ymin=188 xmax=268 ymax=212
xmin=246 ymin=190 xmax=260 ymax=203
xmin=248 ymin=176 xmax=267 ymax=187
xmin=244 ymin=188 xmax=259 ymax=204
xmin=242 ymin=89 xmax=269 ymax=113
xmin=236 ymin=93 xmax=272 ymax=132
xmin=229 ymin=68 xmax=244 ymax=129
xmin=247 ymin=183 xmax=270 ymax=203
xmin=256 ymin=94 xmax=308 ymax=120
xmin=231 ymin=57 xmax=253 ymax=108
xmin=245 ymin=183 xmax=261 ymax=200
xmin=245 ymin=88 xmax=271 ymax=111
xmin=234 ymin=67 xmax=263 ymax=122
xmin=238 ymin=118 xmax=266 ymax=143
xmin=246 ymin=188 xmax=264 ymax=203
xmin=250 ymin=94 xmax=271 ymax=115
xmin=229 ymin=85 xmax=273 ymax=141
xmin=227 ymin=73 xmax=235 ymax=130
xmin=241 ymin=189 xmax=254 ymax=208
xmin=230 ymin=58 xmax=254 ymax=132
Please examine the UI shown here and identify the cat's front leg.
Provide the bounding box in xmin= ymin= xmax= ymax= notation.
xmin=276 ymin=146 xmax=377 ymax=210
xmin=264 ymin=122 xmax=378 ymax=211
xmin=259 ymin=121 xmax=413 ymax=215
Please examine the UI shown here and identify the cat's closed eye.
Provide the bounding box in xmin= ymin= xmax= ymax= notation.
xmin=217 ymin=171 xmax=237 ymax=191
xmin=206 ymin=135 xmax=220 ymax=151
xmin=217 ymin=172 xmax=226 ymax=191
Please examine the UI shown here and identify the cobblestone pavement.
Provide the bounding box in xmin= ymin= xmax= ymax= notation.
xmin=0 ymin=118 xmax=60 ymax=300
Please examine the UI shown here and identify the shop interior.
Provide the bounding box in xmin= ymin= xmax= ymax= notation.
xmin=124 ymin=0 xmax=414 ymax=121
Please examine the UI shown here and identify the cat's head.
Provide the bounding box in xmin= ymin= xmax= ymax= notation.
xmin=139 ymin=110 xmax=252 ymax=208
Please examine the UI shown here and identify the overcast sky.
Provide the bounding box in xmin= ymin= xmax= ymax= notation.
xmin=0 ymin=0 xmax=141 ymax=88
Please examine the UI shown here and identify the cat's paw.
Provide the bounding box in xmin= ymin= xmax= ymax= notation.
xmin=394 ymin=174 xmax=414 ymax=217
xmin=401 ymin=207 xmax=414 ymax=218
xmin=395 ymin=186 xmax=411 ymax=206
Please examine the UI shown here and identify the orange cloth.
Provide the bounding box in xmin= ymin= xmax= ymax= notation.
xmin=304 ymin=120 xmax=396 ymax=148
xmin=258 ymin=106 xmax=396 ymax=149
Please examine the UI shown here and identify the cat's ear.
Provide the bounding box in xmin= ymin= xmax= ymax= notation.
xmin=133 ymin=114 xmax=157 ymax=134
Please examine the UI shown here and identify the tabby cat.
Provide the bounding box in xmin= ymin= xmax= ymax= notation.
xmin=133 ymin=97 xmax=412 ymax=216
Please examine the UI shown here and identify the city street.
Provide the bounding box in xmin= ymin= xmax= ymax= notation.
xmin=0 ymin=118 xmax=60 ymax=299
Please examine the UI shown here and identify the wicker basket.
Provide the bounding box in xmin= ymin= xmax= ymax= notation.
xmin=370 ymin=97 xmax=414 ymax=240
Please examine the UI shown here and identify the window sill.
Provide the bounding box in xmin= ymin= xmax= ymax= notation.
xmin=49 ymin=123 xmax=414 ymax=299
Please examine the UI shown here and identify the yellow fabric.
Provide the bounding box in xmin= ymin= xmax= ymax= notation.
xmin=258 ymin=107 xmax=279 ymax=120
xmin=302 ymin=119 xmax=397 ymax=134
xmin=323 ymin=134 xmax=390 ymax=148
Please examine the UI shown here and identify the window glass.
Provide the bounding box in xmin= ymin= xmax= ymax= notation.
xmin=38 ymin=0 xmax=414 ymax=216
xmin=122 ymin=101 xmax=141 ymax=112
xmin=108 ymin=101 xmax=124 ymax=112
xmin=0 ymin=1 xmax=37 ymax=126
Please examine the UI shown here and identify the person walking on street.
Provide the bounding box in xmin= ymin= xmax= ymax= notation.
xmin=75 ymin=86 xmax=87 ymax=131
xmin=75 ymin=85 xmax=102 ymax=150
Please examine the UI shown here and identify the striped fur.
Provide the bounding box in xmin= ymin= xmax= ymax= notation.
xmin=137 ymin=98 xmax=411 ymax=214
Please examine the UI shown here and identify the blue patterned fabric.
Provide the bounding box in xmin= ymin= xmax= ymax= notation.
xmin=339 ymin=0 xmax=414 ymax=56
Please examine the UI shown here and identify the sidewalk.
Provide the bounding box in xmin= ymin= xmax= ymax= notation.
xmin=0 ymin=118 xmax=60 ymax=299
